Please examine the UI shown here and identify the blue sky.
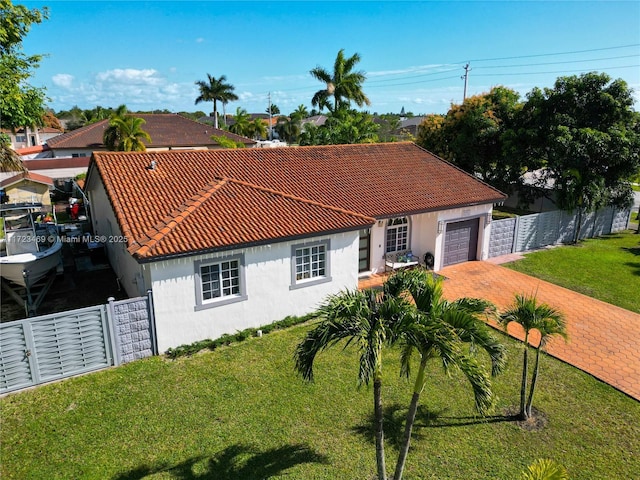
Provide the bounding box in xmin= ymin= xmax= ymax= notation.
xmin=21 ymin=1 xmax=640 ymax=116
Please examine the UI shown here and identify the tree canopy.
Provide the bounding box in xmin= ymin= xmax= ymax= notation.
xmin=0 ymin=0 xmax=49 ymax=132
xmin=513 ymin=72 xmax=639 ymax=221
xmin=417 ymin=75 xmax=640 ymax=220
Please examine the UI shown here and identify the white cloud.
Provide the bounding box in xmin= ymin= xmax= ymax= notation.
xmin=238 ymin=91 xmax=254 ymax=101
xmin=195 ymin=38 xmax=205 ymax=43
xmin=94 ymin=69 xmax=164 ymax=86
xmin=52 ymin=73 xmax=74 ymax=89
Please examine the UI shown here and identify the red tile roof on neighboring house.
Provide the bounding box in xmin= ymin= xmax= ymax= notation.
xmin=90 ymin=142 xmax=505 ymax=261
xmin=47 ymin=114 xmax=256 ymax=150
xmin=15 ymin=145 xmax=50 ymax=156
xmin=0 ymin=171 xmax=54 ymax=188
xmin=23 ymin=157 xmax=90 ymax=170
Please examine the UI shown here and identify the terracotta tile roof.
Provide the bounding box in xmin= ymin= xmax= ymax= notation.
xmin=0 ymin=171 xmax=54 ymax=188
xmin=90 ymin=142 xmax=505 ymax=261
xmin=24 ymin=157 xmax=90 ymax=170
xmin=46 ymin=114 xmax=256 ymax=150
xmin=15 ymin=145 xmax=50 ymax=155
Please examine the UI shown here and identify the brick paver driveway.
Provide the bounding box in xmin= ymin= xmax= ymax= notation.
xmin=439 ymin=261 xmax=640 ymax=401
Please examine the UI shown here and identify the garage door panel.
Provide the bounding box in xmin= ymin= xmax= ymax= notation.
xmin=443 ymin=219 xmax=479 ymax=267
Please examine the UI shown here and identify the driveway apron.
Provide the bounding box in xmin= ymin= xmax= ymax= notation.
xmin=439 ymin=261 xmax=640 ymax=401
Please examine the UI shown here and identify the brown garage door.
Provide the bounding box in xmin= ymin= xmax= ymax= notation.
xmin=443 ymin=218 xmax=479 ymax=266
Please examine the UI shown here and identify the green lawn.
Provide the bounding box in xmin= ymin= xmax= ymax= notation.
xmin=2 ymin=325 xmax=639 ymax=479
xmin=504 ymin=231 xmax=640 ymax=313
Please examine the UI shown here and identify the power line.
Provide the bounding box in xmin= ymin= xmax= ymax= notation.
xmin=463 ymin=43 xmax=640 ymax=63
xmin=473 ymin=64 xmax=640 ymax=77
xmin=474 ymin=54 xmax=640 ymax=70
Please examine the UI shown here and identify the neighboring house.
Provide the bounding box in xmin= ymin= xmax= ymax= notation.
xmin=85 ymin=142 xmax=505 ymax=350
xmin=46 ymin=114 xmax=256 ymax=158
xmin=0 ymin=171 xmax=54 ymax=206
xmin=2 ymin=127 xmax=63 ymax=150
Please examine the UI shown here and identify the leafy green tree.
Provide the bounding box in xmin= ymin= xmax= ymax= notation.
xmin=310 ymin=49 xmax=370 ymax=112
xmin=228 ymin=107 xmax=250 ymax=137
xmin=416 ymin=114 xmax=446 ymax=155
xmin=521 ymin=459 xmax=569 ymax=480
xmin=0 ymin=0 xmax=48 ymax=133
xmin=499 ymin=294 xmax=567 ymax=420
xmin=210 ymin=134 xmax=245 ymax=149
xmin=511 ymin=72 xmax=640 ymax=241
xmin=194 ymin=74 xmax=238 ymax=129
xmin=377 ymin=115 xmax=402 ymax=142
xmin=294 ymin=289 xmax=411 ymax=480
xmin=417 ymin=86 xmax=522 ymax=193
xmin=384 ymin=269 xmax=504 ymax=480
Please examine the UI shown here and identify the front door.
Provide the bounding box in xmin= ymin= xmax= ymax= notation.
xmin=358 ymin=229 xmax=371 ymax=272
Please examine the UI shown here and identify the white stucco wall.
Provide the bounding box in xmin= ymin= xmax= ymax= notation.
xmin=149 ymin=232 xmax=360 ymax=351
xmin=367 ymin=204 xmax=493 ymax=273
xmin=86 ymin=175 xmax=145 ymax=297
xmin=432 ymin=204 xmax=493 ymax=271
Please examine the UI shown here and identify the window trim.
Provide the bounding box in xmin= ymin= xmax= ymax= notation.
xmin=290 ymin=239 xmax=332 ymax=290
xmin=385 ymin=217 xmax=410 ymax=253
xmin=194 ymin=254 xmax=247 ymax=311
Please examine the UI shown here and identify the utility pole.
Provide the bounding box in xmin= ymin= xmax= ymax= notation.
xmin=461 ymin=63 xmax=471 ymax=102
xmin=267 ymin=92 xmax=272 ymax=140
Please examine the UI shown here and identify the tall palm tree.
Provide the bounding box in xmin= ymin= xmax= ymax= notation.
xmin=111 ymin=116 xmax=152 ymax=152
xmin=384 ymin=269 xmax=505 ymax=480
xmin=194 ymin=74 xmax=238 ymax=129
xmin=310 ymin=49 xmax=371 ymax=113
xmin=499 ymin=294 xmax=567 ymax=420
xmin=294 ymin=289 xmax=411 ymax=480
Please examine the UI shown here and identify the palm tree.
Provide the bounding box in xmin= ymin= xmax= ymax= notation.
xmin=310 ymin=49 xmax=371 ymax=112
xmin=228 ymin=108 xmax=251 ymax=137
xmin=102 ymin=104 xmax=129 ymax=150
xmin=521 ymin=459 xmax=569 ymax=480
xmin=384 ymin=269 xmax=505 ymax=480
xmin=1 ymin=134 xmax=27 ymax=172
xmin=111 ymin=116 xmax=152 ymax=152
xmin=291 ymin=104 xmax=309 ymax=122
xmin=249 ymin=118 xmax=268 ymax=140
xmin=294 ymin=289 xmax=411 ymax=480
xmin=275 ymin=116 xmax=301 ymax=144
xmin=194 ymin=74 xmax=239 ymax=129
xmin=499 ymin=294 xmax=567 ymax=420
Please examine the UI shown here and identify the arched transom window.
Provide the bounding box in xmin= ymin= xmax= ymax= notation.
xmin=385 ymin=217 xmax=409 ymax=253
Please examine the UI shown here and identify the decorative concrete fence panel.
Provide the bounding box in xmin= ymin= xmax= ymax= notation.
xmin=489 ymin=206 xmax=631 ymax=258
xmin=1 ymin=293 xmax=156 ymax=394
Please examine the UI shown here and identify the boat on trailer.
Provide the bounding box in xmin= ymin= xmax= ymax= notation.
xmin=0 ymin=203 xmax=62 ymax=288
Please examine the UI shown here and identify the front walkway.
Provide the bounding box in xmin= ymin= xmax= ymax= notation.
xmin=359 ymin=262 xmax=640 ymax=400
